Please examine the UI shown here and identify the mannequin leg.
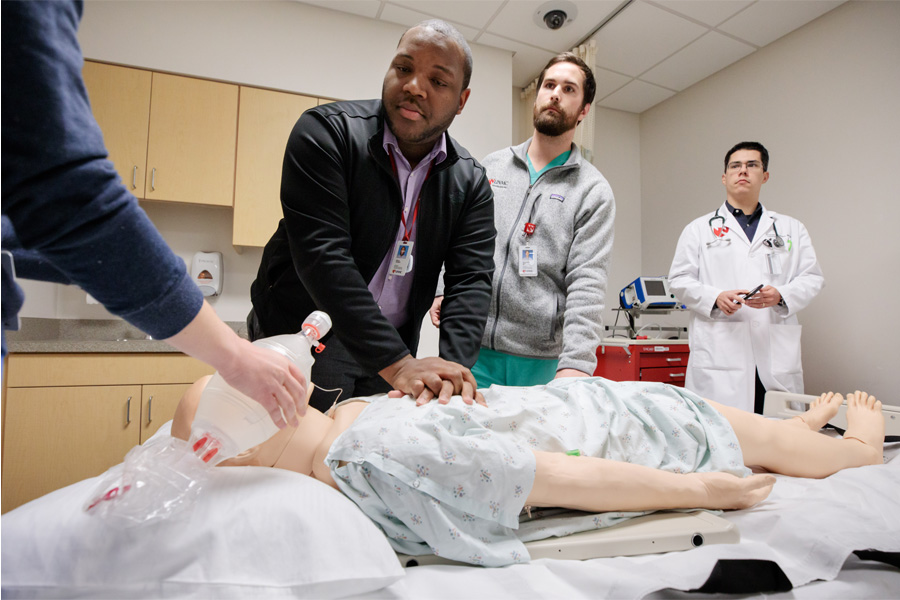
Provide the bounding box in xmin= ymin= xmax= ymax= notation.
xmin=526 ymin=391 xmax=884 ymax=512
xmin=527 ymin=452 xmax=776 ymax=513
xmin=709 ymin=391 xmax=884 ymax=478
xmin=783 ymin=392 xmax=843 ymax=430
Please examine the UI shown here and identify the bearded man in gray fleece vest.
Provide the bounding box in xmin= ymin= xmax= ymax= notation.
xmin=431 ymin=52 xmax=615 ymax=387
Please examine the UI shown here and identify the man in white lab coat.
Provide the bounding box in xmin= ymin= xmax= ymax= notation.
xmin=668 ymin=142 xmax=824 ymax=413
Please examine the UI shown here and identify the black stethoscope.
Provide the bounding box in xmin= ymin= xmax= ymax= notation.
xmin=762 ymin=218 xmax=785 ymax=248
xmin=706 ymin=209 xmax=731 ymax=247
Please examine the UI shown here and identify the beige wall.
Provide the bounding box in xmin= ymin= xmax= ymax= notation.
xmin=639 ymin=1 xmax=900 ymax=403
xmin=592 ymin=108 xmax=643 ymax=335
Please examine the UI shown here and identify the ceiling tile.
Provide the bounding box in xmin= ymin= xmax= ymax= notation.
xmin=298 ymin=0 xmax=382 ymax=20
xmin=391 ymin=0 xmax=504 ymax=29
xmin=479 ymin=33 xmax=556 ymax=87
xmin=452 ymin=22 xmax=482 ymax=42
xmin=646 ymin=0 xmax=753 ymax=27
xmin=488 ymin=0 xmax=622 ymax=54
xmin=593 ymin=66 xmax=634 ymax=99
xmin=294 ymin=0 xmax=846 ymax=114
xmin=640 ymin=30 xmax=755 ymax=91
xmin=718 ymin=0 xmax=845 ymax=47
xmin=592 ymin=0 xmax=708 ymax=77
xmin=379 ymin=3 xmax=480 ymax=40
xmin=597 ymin=79 xmax=675 ymax=113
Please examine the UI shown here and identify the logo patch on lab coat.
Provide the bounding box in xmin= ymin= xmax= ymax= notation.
xmin=550 ymin=194 xmax=565 ymax=202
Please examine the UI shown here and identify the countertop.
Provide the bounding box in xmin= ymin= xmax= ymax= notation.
xmin=600 ymin=337 xmax=688 ymax=345
xmin=6 ymin=318 xmax=248 ymax=354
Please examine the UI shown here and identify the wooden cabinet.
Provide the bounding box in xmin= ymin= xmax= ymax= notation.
xmin=82 ymin=62 xmax=152 ymax=196
xmin=1 ymin=354 xmax=213 ymax=514
xmin=2 ymin=384 xmax=142 ymax=514
xmin=233 ymin=86 xmax=317 ymax=247
xmin=142 ymin=384 xmax=194 ymax=442
xmin=594 ymin=341 xmax=690 ymax=387
xmin=83 ymin=62 xmax=239 ymax=207
xmin=145 ymin=73 xmax=239 ymax=207
xmin=82 ymin=60 xmax=336 ymax=243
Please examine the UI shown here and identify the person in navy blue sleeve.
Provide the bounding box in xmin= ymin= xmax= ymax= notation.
xmin=1 ymin=1 xmax=308 ymax=429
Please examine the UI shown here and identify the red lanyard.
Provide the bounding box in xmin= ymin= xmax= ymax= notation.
xmin=388 ymin=147 xmax=434 ymax=242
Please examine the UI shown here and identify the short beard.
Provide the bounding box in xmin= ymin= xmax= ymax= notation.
xmin=533 ymin=105 xmax=579 ymax=137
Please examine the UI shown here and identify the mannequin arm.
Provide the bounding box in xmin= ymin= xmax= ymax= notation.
xmin=527 ymin=451 xmax=775 ymax=512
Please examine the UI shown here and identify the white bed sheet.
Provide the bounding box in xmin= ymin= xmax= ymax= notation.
xmin=3 ymin=435 xmax=897 ymax=599
xmin=354 ymin=443 xmax=900 ymax=599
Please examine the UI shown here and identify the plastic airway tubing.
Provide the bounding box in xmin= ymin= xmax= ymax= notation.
xmin=83 ymin=436 xmax=211 ymax=527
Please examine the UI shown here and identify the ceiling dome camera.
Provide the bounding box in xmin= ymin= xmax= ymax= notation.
xmin=543 ymin=9 xmax=568 ymax=30
xmin=534 ymin=2 xmax=577 ymax=31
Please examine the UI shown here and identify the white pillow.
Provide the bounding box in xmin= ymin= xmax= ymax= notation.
xmin=1 ymin=428 xmax=404 ymax=599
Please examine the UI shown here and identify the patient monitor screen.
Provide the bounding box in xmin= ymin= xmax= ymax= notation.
xmin=644 ymin=279 xmax=666 ymax=297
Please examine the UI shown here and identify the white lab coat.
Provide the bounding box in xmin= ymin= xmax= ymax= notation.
xmin=668 ymin=203 xmax=824 ymax=412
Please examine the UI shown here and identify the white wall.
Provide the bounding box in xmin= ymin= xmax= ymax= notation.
xmin=20 ymin=203 xmax=264 ymax=324
xmin=21 ymin=0 xmax=512 ymax=358
xmin=592 ymin=108 xmax=643 ymax=336
xmin=639 ymin=1 xmax=900 ymax=403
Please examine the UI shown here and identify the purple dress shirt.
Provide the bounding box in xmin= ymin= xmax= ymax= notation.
xmin=366 ymin=128 xmax=447 ymax=328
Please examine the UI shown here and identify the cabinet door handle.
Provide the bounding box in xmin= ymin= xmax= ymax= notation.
xmin=132 ymin=165 xmax=138 ymax=189
xmin=125 ymin=396 xmax=132 ymax=425
xmin=150 ymin=167 xmax=156 ymax=191
xmin=147 ymin=395 xmax=153 ymax=424
xmin=670 ymin=373 xmax=685 ymax=378
xmin=666 ymin=358 xmax=682 ymax=363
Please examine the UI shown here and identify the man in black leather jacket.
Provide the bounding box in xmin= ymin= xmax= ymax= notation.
xmin=249 ymin=20 xmax=495 ymax=410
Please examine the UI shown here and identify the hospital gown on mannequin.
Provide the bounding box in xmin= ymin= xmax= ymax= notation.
xmin=326 ymin=378 xmax=748 ymax=566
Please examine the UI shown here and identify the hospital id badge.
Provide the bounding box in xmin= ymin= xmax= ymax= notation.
xmin=390 ymin=241 xmax=413 ymax=276
xmin=519 ymin=245 xmax=537 ymax=277
xmin=765 ymin=252 xmax=782 ymax=275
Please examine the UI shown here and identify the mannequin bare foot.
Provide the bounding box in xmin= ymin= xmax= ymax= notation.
xmin=788 ymin=392 xmax=843 ymax=431
xmin=842 ymin=391 xmax=884 ymax=466
xmin=692 ymin=472 xmax=776 ymax=510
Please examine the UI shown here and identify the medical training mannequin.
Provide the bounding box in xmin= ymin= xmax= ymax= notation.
xmin=171 ymin=377 xmax=884 ymax=566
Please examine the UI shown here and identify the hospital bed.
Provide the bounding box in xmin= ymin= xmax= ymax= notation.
xmin=2 ymin=392 xmax=898 ymax=599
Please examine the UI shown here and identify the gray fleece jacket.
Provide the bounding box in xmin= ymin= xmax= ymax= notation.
xmin=480 ymin=139 xmax=615 ymax=374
